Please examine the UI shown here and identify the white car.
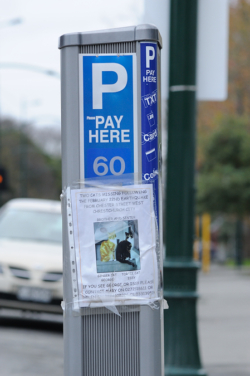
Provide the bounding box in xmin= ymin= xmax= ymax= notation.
xmin=0 ymin=198 xmax=63 ymax=313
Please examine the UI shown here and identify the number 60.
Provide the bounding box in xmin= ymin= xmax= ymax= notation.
xmin=93 ymin=156 xmax=125 ymax=176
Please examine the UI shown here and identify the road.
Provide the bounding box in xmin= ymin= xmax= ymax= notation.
xmin=198 ymin=265 xmax=250 ymax=376
xmin=0 ymin=310 xmax=63 ymax=376
xmin=1 ymin=266 xmax=249 ymax=376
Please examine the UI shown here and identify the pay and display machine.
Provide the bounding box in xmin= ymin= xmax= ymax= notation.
xmin=59 ymin=24 xmax=163 ymax=376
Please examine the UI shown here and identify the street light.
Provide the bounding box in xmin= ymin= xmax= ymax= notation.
xmin=0 ymin=18 xmax=23 ymax=28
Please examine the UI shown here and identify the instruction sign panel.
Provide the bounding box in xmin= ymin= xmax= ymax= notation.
xmin=70 ymin=184 xmax=158 ymax=307
xmin=80 ymin=54 xmax=137 ymax=179
xmin=140 ymin=42 xmax=159 ymax=224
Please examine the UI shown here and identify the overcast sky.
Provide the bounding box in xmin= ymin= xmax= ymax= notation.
xmin=0 ymin=0 xmax=143 ymax=128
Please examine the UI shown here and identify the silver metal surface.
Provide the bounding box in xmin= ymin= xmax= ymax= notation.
xmin=83 ymin=310 xmax=140 ymax=376
xmin=60 ymin=25 xmax=163 ymax=376
xmin=59 ymin=24 xmax=162 ymax=49
xmin=81 ymin=42 xmax=136 ymax=54
xmin=61 ymin=45 xmax=83 ymax=376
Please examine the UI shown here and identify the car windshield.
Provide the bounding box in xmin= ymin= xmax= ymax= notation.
xmin=0 ymin=208 xmax=62 ymax=243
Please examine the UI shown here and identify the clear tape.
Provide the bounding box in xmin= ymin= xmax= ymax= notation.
xmin=61 ymin=297 xmax=164 ymax=314
xmin=62 ymin=174 xmax=164 ymax=316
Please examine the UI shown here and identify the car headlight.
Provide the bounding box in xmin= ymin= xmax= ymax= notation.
xmin=0 ymin=264 xmax=3 ymax=274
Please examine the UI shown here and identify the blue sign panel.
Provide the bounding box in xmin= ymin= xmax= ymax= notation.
xmin=140 ymin=43 xmax=159 ymax=224
xmin=81 ymin=54 xmax=136 ymax=179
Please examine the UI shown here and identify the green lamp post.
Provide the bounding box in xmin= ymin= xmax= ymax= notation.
xmin=164 ymin=1 xmax=206 ymax=375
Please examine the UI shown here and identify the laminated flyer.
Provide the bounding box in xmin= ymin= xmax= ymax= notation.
xmin=70 ymin=184 xmax=159 ymax=307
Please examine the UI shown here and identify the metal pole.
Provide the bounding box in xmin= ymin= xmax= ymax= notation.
xmin=193 ymin=216 xmax=200 ymax=262
xmin=19 ymin=124 xmax=28 ymax=197
xmin=164 ymin=1 xmax=206 ymax=375
xmin=202 ymin=213 xmax=211 ymax=273
xmin=235 ymin=219 xmax=243 ymax=267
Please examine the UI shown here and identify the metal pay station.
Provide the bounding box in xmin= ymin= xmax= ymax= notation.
xmin=59 ymin=24 xmax=164 ymax=376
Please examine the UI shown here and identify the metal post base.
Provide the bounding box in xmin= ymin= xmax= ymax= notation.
xmin=165 ymin=366 xmax=207 ymax=376
xmin=164 ymin=261 xmax=207 ymax=376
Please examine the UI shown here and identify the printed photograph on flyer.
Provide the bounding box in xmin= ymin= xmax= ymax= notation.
xmin=94 ymin=220 xmax=140 ymax=273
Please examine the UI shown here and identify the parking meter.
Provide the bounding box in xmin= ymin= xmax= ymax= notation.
xmin=59 ymin=24 xmax=164 ymax=376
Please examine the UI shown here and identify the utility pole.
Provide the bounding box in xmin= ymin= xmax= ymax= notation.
xmin=164 ymin=1 xmax=206 ymax=375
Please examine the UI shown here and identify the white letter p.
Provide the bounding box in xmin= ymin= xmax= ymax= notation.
xmin=146 ymin=46 xmax=155 ymax=68
xmin=92 ymin=63 xmax=128 ymax=109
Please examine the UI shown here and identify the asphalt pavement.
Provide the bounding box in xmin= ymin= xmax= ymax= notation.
xmin=0 ymin=265 xmax=249 ymax=376
xmin=0 ymin=314 xmax=63 ymax=376
xmin=198 ymin=264 xmax=250 ymax=376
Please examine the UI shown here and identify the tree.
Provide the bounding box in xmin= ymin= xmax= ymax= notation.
xmin=197 ymin=116 xmax=250 ymax=264
xmin=197 ymin=0 xmax=250 ymax=166
xmin=0 ymin=118 xmax=61 ymax=205
xmin=197 ymin=116 xmax=250 ymax=215
xmin=27 ymin=125 xmax=61 ymax=157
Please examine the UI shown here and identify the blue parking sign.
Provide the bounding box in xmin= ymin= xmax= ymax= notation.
xmin=80 ymin=54 xmax=137 ymax=179
xmin=140 ymin=42 xmax=159 ymax=225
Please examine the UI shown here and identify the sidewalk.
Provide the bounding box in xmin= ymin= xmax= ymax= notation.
xmin=197 ymin=265 xmax=250 ymax=376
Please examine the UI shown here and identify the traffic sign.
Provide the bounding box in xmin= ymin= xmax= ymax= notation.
xmin=79 ymin=54 xmax=137 ymax=179
xmin=140 ymin=42 xmax=159 ymax=223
